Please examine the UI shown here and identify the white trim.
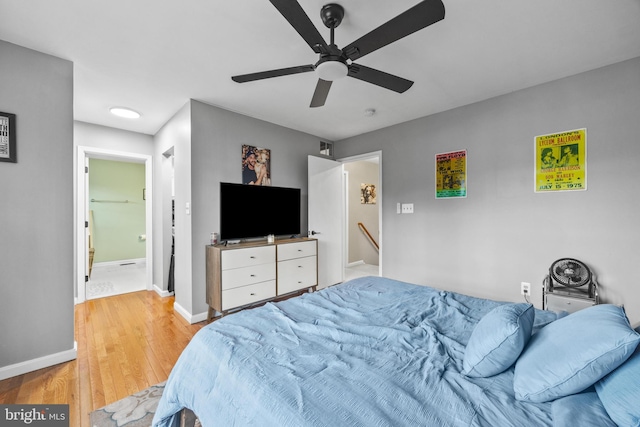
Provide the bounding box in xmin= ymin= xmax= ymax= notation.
xmin=76 ymin=146 xmax=153 ymax=304
xmin=93 ymin=258 xmax=146 ymax=268
xmin=153 ymin=284 xmax=174 ymax=297
xmin=0 ymin=342 xmax=77 ymax=381
xmin=347 ymin=260 xmax=365 ymax=267
xmin=173 ymin=301 xmax=208 ymax=324
xmin=342 ymin=170 xmax=350 ymax=271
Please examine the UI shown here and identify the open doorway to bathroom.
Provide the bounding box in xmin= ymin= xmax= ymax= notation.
xmin=86 ymin=157 xmax=147 ymax=299
xmin=341 ymin=151 xmax=382 ymax=281
xmin=76 ymin=146 xmax=153 ymax=303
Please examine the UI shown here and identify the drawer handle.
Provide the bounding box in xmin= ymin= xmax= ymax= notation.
xmin=250 ymin=256 xmax=256 ymax=259
xmin=298 ymin=249 xmax=303 ymax=252
xmin=250 ymin=274 xmax=256 ymax=277
xmin=250 ymin=293 xmax=256 ymax=296
xmin=298 ymin=265 xmax=303 ymax=268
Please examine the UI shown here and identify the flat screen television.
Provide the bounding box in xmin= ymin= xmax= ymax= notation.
xmin=220 ymin=182 xmax=301 ymax=241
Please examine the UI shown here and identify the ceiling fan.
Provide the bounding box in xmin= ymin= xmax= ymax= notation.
xmin=231 ymin=0 xmax=445 ymax=108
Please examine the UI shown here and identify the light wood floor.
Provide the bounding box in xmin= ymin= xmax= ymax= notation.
xmin=0 ymin=291 xmax=205 ymax=427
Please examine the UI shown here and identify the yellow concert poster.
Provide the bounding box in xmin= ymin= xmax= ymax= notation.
xmin=436 ymin=150 xmax=467 ymax=198
xmin=535 ymin=129 xmax=586 ymax=192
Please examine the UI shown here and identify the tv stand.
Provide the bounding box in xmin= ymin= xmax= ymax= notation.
xmin=205 ymin=237 xmax=317 ymax=321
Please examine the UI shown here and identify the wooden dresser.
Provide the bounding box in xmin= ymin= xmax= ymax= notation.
xmin=206 ymin=238 xmax=317 ymax=320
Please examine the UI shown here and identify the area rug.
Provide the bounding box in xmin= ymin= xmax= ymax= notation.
xmin=90 ymin=382 xmax=201 ymax=427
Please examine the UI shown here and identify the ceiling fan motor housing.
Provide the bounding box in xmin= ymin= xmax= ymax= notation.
xmin=321 ymin=3 xmax=345 ymax=29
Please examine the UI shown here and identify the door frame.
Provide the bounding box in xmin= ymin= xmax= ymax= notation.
xmin=75 ymin=145 xmax=153 ymax=303
xmin=337 ymin=150 xmax=383 ymax=277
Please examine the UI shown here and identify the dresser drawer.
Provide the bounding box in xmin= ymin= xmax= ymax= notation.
xmin=221 ymin=263 xmax=276 ymax=290
xmin=278 ymin=256 xmax=317 ymax=294
xmin=277 ymin=240 xmax=317 ymax=261
xmin=221 ymin=245 xmax=275 ymax=270
xmin=221 ymin=280 xmax=276 ymax=310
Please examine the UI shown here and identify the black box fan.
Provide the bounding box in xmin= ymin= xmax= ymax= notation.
xmin=545 ymin=258 xmax=598 ymax=299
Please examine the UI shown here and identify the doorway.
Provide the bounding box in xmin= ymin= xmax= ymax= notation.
xmin=76 ymin=146 xmax=153 ymax=303
xmin=86 ymin=158 xmax=147 ymax=299
xmin=340 ymin=151 xmax=382 ymax=281
xmin=308 ymin=151 xmax=382 ymax=286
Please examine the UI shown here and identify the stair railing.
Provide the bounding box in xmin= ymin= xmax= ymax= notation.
xmin=357 ymin=222 xmax=379 ymax=251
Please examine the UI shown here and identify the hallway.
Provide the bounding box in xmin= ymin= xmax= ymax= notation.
xmin=344 ymin=262 xmax=380 ymax=282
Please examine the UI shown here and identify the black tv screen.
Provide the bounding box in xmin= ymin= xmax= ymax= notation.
xmin=220 ymin=182 xmax=301 ymax=241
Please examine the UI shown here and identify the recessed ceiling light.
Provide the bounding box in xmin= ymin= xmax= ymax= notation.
xmin=109 ymin=107 xmax=141 ymax=119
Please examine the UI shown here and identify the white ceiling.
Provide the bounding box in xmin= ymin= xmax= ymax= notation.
xmin=1 ymin=0 xmax=639 ymax=141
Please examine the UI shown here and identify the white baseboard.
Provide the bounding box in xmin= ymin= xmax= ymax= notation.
xmin=153 ymin=284 xmax=174 ymax=297
xmin=93 ymin=258 xmax=146 ymax=268
xmin=0 ymin=342 xmax=77 ymax=381
xmin=190 ymin=311 xmax=208 ymax=324
xmin=347 ymin=260 xmax=365 ymax=267
xmin=173 ymin=301 xmax=208 ymax=324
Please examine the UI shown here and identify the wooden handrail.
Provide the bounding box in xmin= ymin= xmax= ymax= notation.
xmin=357 ymin=222 xmax=379 ymax=251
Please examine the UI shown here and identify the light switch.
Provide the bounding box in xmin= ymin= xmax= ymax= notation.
xmin=401 ymin=203 xmax=414 ymax=214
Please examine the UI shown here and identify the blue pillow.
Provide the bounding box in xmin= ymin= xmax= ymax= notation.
xmin=551 ymin=390 xmax=617 ymax=427
xmin=514 ymin=304 xmax=640 ymax=403
xmin=595 ymin=341 xmax=640 ymax=427
xmin=462 ymin=303 xmax=534 ymax=378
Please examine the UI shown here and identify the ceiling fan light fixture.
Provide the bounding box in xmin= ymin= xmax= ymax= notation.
xmin=110 ymin=107 xmax=141 ymax=119
xmin=316 ymin=60 xmax=348 ymax=81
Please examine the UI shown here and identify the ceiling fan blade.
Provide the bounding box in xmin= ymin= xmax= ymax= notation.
xmin=347 ymin=63 xmax=413 ymax=93
xmin=232 ymin=65 xmax=315 ymax=83
xmin=342 ymin=0 xmax=445 ymax=61
xmin=269 ymin=0 xmax=328 ymax=54
xmin=310 ymin=79 xmax=332 ymax=108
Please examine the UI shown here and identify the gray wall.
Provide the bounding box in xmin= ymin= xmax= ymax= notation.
xmin=75 ymin=121 xmax=154 ymax=155
xmin=0 ymin=41 xmax=74 ymax=370
xmin=189 ymin=100 xmax=322 ymax=316
xmin=153 ymin=102 xmax=191 ymax=312
xmin=335 ymin=57 xmax=640 ymax=325
xmin=152 ymin=100 xmax=323 ymax=320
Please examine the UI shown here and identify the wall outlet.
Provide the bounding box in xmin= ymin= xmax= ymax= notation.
xmin=401 ymin=203 xmax=414 ymax=214
xmin=521 ymin=282 xmax=531 ymax=296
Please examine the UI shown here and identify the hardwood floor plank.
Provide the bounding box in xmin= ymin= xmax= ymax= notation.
xmin=0 ymin=375 xmax=23 ymax=404
xmin=0 ymin=291 xmax=205 ymax=426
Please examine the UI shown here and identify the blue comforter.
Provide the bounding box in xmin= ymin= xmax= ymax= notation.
xmin=153 ymin=276 xmax=560 ymax=427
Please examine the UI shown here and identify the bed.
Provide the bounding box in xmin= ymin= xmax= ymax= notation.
xmin=152 ymin=276 xmax=640 ymax=427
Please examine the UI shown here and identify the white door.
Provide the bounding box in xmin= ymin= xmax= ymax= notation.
xmin=308 ymin=155 xmax=344 ymax=289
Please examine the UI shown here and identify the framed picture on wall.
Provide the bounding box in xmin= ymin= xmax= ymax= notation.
xmin=534 ymin=128 xmax=587 ymax=192
xmin=435 ymin=150 xmax=467 ymax=198
xmin=361 ymin=183 xmax=376 ymax=204
xmin=0 ymin=112 xmax=17 ymax=163
xmin=242 ymin=145 xmax=271 ymax=186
